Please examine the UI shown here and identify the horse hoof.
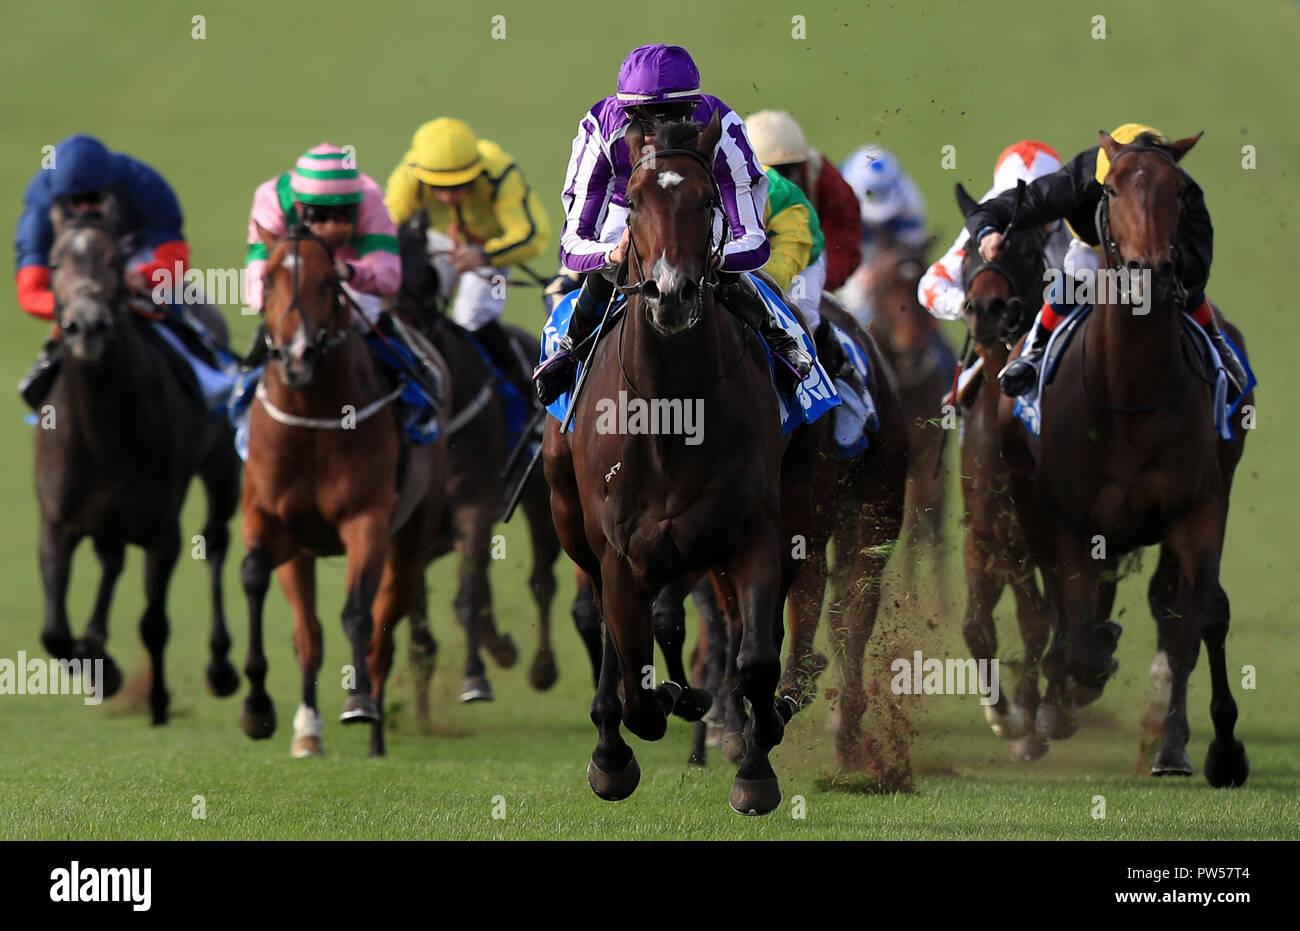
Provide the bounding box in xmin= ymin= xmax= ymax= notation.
xmin=687 ymin=749 xmax=707 ymax=767
xmin=1151 ymin=744 xmax=1194 ymax=777
xmin=240 ymin=700 xmax=276 ymax=740
xmin=527 ymin=650 xmax=558 ymax=692
xmin=205 ymin=659 xmax=241 ymax=698
xmin=587 ymin=753 xmax=640 ymax=801
xmin=1035 ymin=702 xmax=1078 ymax=740
xmin=1009 ymin=733 xmax=1049 ymax=762
xmin=460 ymin=676 xmax=494 ymax=703
xmin=730 ymin=777 xmax=782 ymax=816
xmin=672 ymin=687 xmax=713 ymax=723
xmin=705 ymin=723 xmax=723 ymax=748
xmin=84 ymin=655 xmax=123 ymax=700
xmin=722 ymin=731 xmax=746 ymax=764
xmin=1204 ymin=739 xmax=1249 ymax=788
xmin=339 ymin=694 xmax=381 ymax=725
xmin=291 ymin=734 xmax=326 ymax=758
xmin=985 ymin=702 xmax=1029 ymax=740
xmin=484 ymin=633 xmax=518 ymax=669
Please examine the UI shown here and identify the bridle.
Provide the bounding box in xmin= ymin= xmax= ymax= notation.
xmin=961 ymin=225 xmax=1048 ymax=345
xmin=264 ymin=227 xmax=351 ymax=367
xmin=51 ymin=215 xmax=126 ymax=328
xmin=614 ymin=143 xmax=729 ymax=334
xmin=1095 ymin=144 xmax=1189 ymax=306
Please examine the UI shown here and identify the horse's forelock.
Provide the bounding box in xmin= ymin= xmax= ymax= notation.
xmin=653 ymin=119 xmax=703 ymax=151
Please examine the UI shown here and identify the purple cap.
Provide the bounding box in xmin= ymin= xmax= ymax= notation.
xmin=615 ymin=44 xmax=701 ymax=106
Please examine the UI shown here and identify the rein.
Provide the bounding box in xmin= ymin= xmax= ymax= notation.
xmin=264 ymin=228 xmax=350 ymax=365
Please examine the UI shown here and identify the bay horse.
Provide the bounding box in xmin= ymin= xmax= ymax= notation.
xmin=239 ymin=226 xmax=449 ymax=758
xmin=951 ymin=182 xmax=1052 ymax=761
xmin=543 ymin=114 xmax=825 ymax=815
xmin=860 ymin=240 xmax=954 ymax=608
xmin=36 ymin=206 xmax=241 ymax=725
xmin=402 ymin=309 xmax=565 ymax=709
xmin=1000 ymin=132 xmax=1252 ymax=785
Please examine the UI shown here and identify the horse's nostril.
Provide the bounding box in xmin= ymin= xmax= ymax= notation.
xmin=1127 ymin=260 xmax=1141 ymax=272
xmin=642 ymin=281 xmax=660 ymax=301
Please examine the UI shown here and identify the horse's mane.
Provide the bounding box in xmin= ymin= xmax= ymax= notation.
xmin=652 ymin=119 xmax=702 ymax=150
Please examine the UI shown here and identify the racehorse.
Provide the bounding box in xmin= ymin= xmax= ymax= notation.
xmin=1000 ymin=131 xmax=1252 ymax=785
xmin=951 ymin=183 xmax=1052 ymax=761
xmin=401 ymin=304 xmax=565 ymax=708
xmin=861 ymin=239 xmax=954 ymax=608
xmin=238 ymin=226 xmax=449 ymax=758
xmin=543 ymin=114 xmax=825 ymax=815
xmin=35 ymin=206 xmax=242 ymax=725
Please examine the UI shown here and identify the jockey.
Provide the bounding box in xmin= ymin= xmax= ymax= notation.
xmin=385 ymin=117 xmax=550 ymax=403
xmin=534 ymin=43 xmax=812 ymax=405
xmin=243 ymin=143 xmax=443 ymax=412
xmin=968 ymin=123 xmax=1244 ymax=396
xmin=919 ymin=140 xmax=1071 ymax=322
xmin=745 ymin=109 xmax=862 ymax=291
xmin=15 ymin=134 xmax=223 ymax=409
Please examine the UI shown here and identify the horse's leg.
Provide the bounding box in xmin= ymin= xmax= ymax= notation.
xmin=199 ymin=448 xmax=241 ymax=698
xmin=366 ymin=543 xmax=424 ymax=758
xmin=571 ymin=570 xmax=603 ymax=687
xmin=1166 ymin=506 xmax=1248 ymax=786
xmin=960 ymin=534 xmax=1015 ymax=738
xmin=729 ymin=528 xmax=792 ymax=816
xmin=39 ymin=521 xmax=78 ymax=655
xmin=277 ymin=554 xmax=324 ymax=758
xmin=239 ymin=512 xmax=288 ymax=740
xmin=651 ymin=579 xmax=711 ymax=722
xmin=1144 ymin=544 xmax=1187 ymax=774
xmin=691 ymin=576 xmax=729 ymax=750
xmin=76 ymin=535 xmax=125 ymax=698
xmin=1006 ymin=568 xmax=1051 ymax=761
xmin=587 ymin=619 xmax=639 ymax=801
xmin=778 ymin=527 xmax=830 ymax=707
xmin=602 ymin=557 xmax=680 ymax=743
xmin=407 ymin=578 xmax=438 ymax=733
xmin=139 ymin=525 xmax=181 ymax=725
xmin=711 ymin=572 xmax=748 ymax=765
xmin=336 ymin=513 xmax=388 ymax=724
xmin=453 ymin=508 xmax=497 ymax=702
xmin=1036 ymin=535 xmax=1097 ymax=741
xmin=687 ymin=603 xmax=710 ymax=766
xmin=522 ymin=473 xmax=562 ymax=691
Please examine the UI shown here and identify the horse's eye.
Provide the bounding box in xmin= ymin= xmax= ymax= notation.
xmin=1103 ymin=184 xmax=1116 ymax=197
xmin=626 ymin=199 xmax=636 ymax=211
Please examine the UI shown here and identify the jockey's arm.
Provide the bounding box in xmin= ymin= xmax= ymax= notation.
xmin=763 ymin=201 xmax=813 ymax=294
xmin=713 ymin=115 xmax=771 ymax=273
xmin=481 ymin=166 xmax=550 ymax=267
xmin=1177 ymin=176 xmax=1212 ymax=292
xmin=918 ymin=229 xmax=970 ymax=321
xmin=14 ymin=182 xmax=55 ymax=320
xmin=383 ymin=154 xmax=423 ymax=230
xmin=345 ymin=183 xmax=401 ymax=295
xmin=559 ymin=113 xmax=620 ymax=274
xmin=241 ymin=179 xmax=287 ymax=310
xmin=120 ymin=157 xmax=189 ymax=293
xmin=965 ymin=149 xmax=1094 ymax=250
xmin=813 ymin=158 xmax=863 ymax=290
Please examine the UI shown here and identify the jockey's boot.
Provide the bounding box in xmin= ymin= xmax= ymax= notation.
xmin=378 ymin=311 xmax=445 ymax=414
xmin=813 ymin=319 xmax=854 ymax=385
xmin=474 ymin=318 xmax=538 ymax=410
xmin=998 ymin=319 xmax=1048 ymax=397
xmin=18 ymin=340 xmax=61 ymax=411
xmin=1201 ymin=317 xmax=1247 ymax=394
xmin=534 ymin=273 xmax=613 ymax=405
xmin=715 ymin=273 xmax=813 ymax=392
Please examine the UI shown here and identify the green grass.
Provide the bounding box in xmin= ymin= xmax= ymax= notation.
xmin=1 ymin=0 xmax=1298 ymax=840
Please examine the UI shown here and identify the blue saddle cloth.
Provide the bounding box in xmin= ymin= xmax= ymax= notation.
xmin=226 ymin=335 xmax=440 ymax=462
xmin=459 ymin=330 xmax=529 ymax=453
xmin=827 ymin=322 xmax=881 ymax=458
xmin=1013 ymin=305 xmax=1256 ymax=440
xmin=539 ymin=273 xmax=840 ymax=435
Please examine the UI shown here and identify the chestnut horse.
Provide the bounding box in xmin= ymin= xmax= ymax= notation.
xmin=543 ymin=115 xmax=824 ymax=815
xmin=951 ymin=183 xmax=1052 ymax=761
xmin=35 ymin=208 xmax=242 ymax=724
xmin=1001 ymin=132 xmax=1252 ymax=785
xmin=239 ymin=227 xmax=449 ymax=758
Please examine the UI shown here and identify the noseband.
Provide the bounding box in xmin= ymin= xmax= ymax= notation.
xmin=264 ymin=227 xmax=350 ymax=365
xmin=615 ymin=145 xmax=729 ymax=333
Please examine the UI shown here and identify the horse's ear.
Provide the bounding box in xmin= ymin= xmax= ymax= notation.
xmin=49 ymin=201 xmax=74 ymax=236
xmin=1168 ymin=132 xmax=1203 ymax=162
xmin=1098 ymin=130 xmax=1123 ymax=163
xmin=954 ymin=182 xmax=979 ymax=218
xmin=698 ymin=110 xmax=722 ymax=160
xmin=625 ymin=120 xmax=646 ymax=164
